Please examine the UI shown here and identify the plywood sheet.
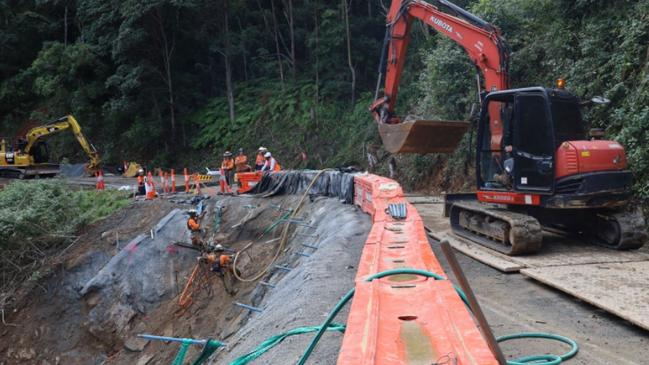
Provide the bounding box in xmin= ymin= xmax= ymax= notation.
xmin=410 ymin=196 xmax=649 ymax=269
xmin=521 ymin=262 xmax=649 ymax=331
xmin=432 ymin=230 xmax=524 ymax=272
xmin=507 ymin=233 xmax=649 ymax=268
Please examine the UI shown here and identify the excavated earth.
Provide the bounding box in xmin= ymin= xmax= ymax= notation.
xmin=0 ymin=188 xmax=371 ymax=365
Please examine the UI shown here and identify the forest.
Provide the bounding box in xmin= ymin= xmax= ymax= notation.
xmin=1 ymin=0 xmax=648 ymax=203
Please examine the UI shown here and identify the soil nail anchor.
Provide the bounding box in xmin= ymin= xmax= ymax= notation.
xmin=274 ymin=265 xmax=293 ymax=272
xmin=234 ymin=302 xmax=263 ymax=313
xmin=296 ymin=233 xmax=319 ymax=238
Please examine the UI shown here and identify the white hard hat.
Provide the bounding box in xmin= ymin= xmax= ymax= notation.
xmin=258 ymin=146 xmax=267 ymax=152
xmin=264 ymin=152 xmax=272 ymax=158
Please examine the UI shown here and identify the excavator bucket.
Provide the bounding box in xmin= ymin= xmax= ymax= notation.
xmin=123 ymin=162 xmax=143 ymax=177
xmin=378 ymin=120 xmax=470 ymax=154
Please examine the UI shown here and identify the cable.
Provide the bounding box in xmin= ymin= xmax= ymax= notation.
xmin=232 ymin=169 xmax=330 ymax=282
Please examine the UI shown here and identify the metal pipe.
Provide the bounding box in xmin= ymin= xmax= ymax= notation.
xmin=274 ymin=265 xmax=293 ymax=272
xmin=137 ymin=334 xmax=225 ymax=347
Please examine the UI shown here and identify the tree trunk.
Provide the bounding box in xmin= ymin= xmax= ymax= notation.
xmin=64 ymin=4 xmax=68 ymax=47
xmin=238 ymin=17 xmax=249 ymax=81
xmin=343 ymin=0 xmax=356 ymax=105
xmin=270 ymin=0 xmax=285 ymax=88
xmin=224 ymin=0 xmax=235 ymax=123
xmin=287 ymin=0 xmax=296 ymax=79
xmin=153 ymin=7 xmax=177 ymax=143
xmin=313 ymin=2 xmax=319 ymax=127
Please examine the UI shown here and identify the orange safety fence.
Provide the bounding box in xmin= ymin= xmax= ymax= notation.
xmin=337 ymin=174 xmax=498 ymax=365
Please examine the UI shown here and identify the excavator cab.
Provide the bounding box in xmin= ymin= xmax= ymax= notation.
xmin=477 ymin=87 xmax=587 ymax=194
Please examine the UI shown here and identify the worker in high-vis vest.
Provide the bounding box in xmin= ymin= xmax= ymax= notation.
xmin=187 ymin=210 xmax=202 ymax=246
xmin=261 ymin=152 xmax=281 ymax=172
xmin=255 ymin=147 xmax=267 ymax=171
xmin=136 ymin=169 xmax=145 ymax=195
xmin=234 ymin=148 xmax=250 ymax=172
xmin=221 ymin=151 xmax=235 ymax=186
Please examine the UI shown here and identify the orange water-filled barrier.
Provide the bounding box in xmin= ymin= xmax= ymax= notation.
xmin=337 ymin=174 xmax=498 ymax=364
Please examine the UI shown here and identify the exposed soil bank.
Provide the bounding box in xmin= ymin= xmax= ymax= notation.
xmin=1 ymin=190 xmax=371 ymax=365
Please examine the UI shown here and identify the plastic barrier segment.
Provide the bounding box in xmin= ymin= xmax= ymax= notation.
xmin=338 ymin=174 xmax=498 ymax=365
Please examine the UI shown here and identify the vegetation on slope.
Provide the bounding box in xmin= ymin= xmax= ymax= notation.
xmin=0 ymin=181 xmax=130 ymax=301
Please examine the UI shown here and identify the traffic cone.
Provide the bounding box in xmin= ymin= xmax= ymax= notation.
xmin=145 ymin=172 xmax=156 ymax=200
xmin=163 ymin=171 xmax=169 ymax=193
xmin=219 ymin=168 xmax=232 ymax=194
xmin=184 ymin=168 xmax=190 ymax=192
xmin=170 ymin=169 xmax=176 ymax=193
xmin=96 ymin=170 xmax=105 ymax=191
xmin=158 ymin=169 xmax=164 ymax=195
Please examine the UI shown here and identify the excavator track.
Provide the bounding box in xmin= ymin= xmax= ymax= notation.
xmin=449 ymin=201 xmax=543 ymax=255
xmin=586 ymin=209 xmax=646 ymax=250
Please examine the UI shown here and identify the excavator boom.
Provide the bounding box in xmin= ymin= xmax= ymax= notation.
xmin=372 ymin=0 xmax=510 ymax=153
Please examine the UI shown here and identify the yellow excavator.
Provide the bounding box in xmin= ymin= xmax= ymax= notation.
xmin=0 ymin=115 xmax=100 ymax=178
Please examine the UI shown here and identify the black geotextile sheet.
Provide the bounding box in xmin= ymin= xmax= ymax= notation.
xmin=249 ymin=170 xmax=356 ymax=204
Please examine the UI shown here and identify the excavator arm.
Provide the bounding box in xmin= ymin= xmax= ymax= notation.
xmin=371 ymin=0 xmax=510 ymax=153
xmin=24 ymin=115 xmax=101 ymax=174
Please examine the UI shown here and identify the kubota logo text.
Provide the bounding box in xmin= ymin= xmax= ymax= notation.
xmin=430 ymin=16 xmax=453 ymax=33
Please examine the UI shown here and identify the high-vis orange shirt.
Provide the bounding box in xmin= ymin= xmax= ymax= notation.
xmin=235 ymin=155 xmax=248 ymax=166
xmin=255 ymin=154 xmax=265 ymax=166
xmin=187 ymin=217 xmax=200 ymax=231
xmin=221 ymin=159 xmax=234 ymax=170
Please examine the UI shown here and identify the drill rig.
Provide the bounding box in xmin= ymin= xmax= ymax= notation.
xmin=0 ymin=115 xmax=101 ymax=178
xmin=371 ymin=0 xmax=647 ymax=254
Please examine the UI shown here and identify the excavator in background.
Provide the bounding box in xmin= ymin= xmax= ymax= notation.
xmin=371 ymin=0 xmax=647 ymax=254
xmin=0 ymin=115 xmax=101 ymax=178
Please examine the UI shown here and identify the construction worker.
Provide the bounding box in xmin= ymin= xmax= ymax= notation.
xmin=136 ymin=168 xmax=146 ymax=195
xmin=261 ymin=152 xmax=281 ymax=172
xmin=221 ymin=151 xmax=235 ymax=186
xmin=187 ymin=210 xmax=202 ymax=246
xmin=234 ymin=148 xmax=251 ymax=172
xmin=210 ymin=253 xmax=233 ymax=276
xmin=254 ymin=147 xmax=267 ymax=170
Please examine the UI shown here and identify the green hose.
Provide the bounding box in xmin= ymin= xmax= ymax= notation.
xmin=229 ymin=322 xmax=346 ymax=365
xmin=497 ymin=332 xmax=578 ymax=365
xmin=297 ymin=268 xmax=579 ymax=365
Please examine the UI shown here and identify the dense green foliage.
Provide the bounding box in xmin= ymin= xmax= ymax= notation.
xmin=0 ymin=0 xmax=386 ymax=167
xmin=412 ymin=0 xmax=649 ymax=202
xmin=1 ymin=0 xmax=648 ymax=203
xmin=0 ymin=180 xmax=130 ymax=251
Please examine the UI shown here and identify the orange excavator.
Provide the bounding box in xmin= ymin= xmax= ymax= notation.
xmin=371 ymin=0 xmax=647 ymax=254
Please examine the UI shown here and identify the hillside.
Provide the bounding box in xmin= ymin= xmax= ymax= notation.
xmin=1 ymin=0 xmax=647 ymax=204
